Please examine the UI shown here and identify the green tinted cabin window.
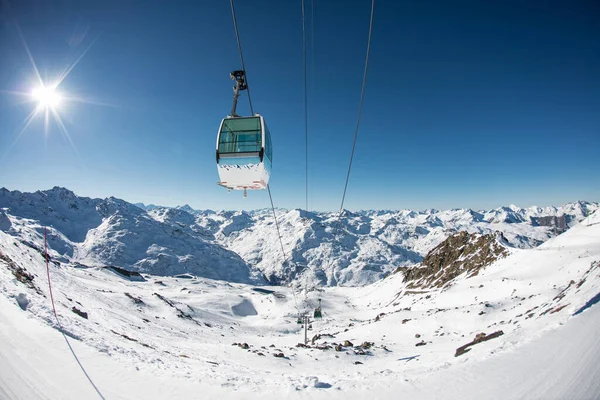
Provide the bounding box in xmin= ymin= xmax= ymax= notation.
xmin=264 ymin=123 xmax=273 ymax=162
xmin=218 ymin=117 xmax=262 ymax=154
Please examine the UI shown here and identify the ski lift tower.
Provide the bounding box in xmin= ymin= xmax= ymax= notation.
xmin=297 ymin=313 xmax=312 ymax=345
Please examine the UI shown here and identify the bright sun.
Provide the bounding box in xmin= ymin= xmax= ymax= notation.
xmin=32 ymin=85 xmax=61 ymax=109
xmin=5 ymin=31 xmax=101 ymax=157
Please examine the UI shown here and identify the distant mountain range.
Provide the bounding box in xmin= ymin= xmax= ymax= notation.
xmin=1 ymin=187 xmax=597 ymax=286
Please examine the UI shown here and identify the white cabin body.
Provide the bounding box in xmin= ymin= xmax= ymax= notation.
xmin=216 ymin=115 xmax=272 ymax=191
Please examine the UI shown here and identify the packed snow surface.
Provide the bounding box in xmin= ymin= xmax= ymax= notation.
xmin=1 ymin=190 xmax=600 ymax=399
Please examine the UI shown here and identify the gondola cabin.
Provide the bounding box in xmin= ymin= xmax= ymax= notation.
xmin=216 ymin=114 xmax=272 ymax=193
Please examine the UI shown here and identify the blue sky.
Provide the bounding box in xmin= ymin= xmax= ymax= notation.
xmin=0 ymin=0 xmax=598 ymax=211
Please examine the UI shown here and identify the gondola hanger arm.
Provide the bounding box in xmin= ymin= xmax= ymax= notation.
xmin=230 ymin=70 xmax=248 ymax=117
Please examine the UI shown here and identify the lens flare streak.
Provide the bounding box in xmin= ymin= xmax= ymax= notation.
xmin=1 ymin=107 xmax=40 ymax=162
xmin=50 ymin=107 xmax=81 ymax=160
xmin=3 ymin=20 xmax=104 ymax=163
xmin=55 ymin=33 xmax=101 ymax=89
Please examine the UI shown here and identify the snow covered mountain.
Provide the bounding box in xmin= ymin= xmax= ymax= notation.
xmin=1 ymin=203 xmax=599 ymax=399
xmin=0 ymin=187 xmax=254 ymax=283
xmin=211 ymin=201 xmax=598 ymax=286
xmin=134 ymin=202 xmax=160 ymax=212
xmin=0 ymin=187 xmax=597 ymax=287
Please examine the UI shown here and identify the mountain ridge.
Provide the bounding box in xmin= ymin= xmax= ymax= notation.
xmin=1 ymin=186 xmax=597 ymax=286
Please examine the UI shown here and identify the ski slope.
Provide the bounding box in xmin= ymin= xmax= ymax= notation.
xmin=1 ymin=210 xmax=599 ymax=398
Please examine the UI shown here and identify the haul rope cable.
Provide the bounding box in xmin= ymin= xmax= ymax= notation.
xmin=326 ymin=0 xmax=375 ymax=285
xmin=229 ymin=0 xmax=286 ymax=268
xmin=298 ymin=0 xmax=376 ymax=315
xmin=229 ymin=0 xmax=254 ymax=115
xmin=229 ymin=0 xmax=301 ymax=315
xmin=44 ymin=227 xmax=106 ymax=399
xmin=335 ymin=0 xmax=375 ymax=231
xmin=300 ymin=0 xmax=310 ymax=310
xmin=303 ymin=0 xmax=309 ymax=213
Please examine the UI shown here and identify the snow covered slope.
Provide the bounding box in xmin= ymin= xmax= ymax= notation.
xmin=1 ymin=207 xmax=599 ymax=399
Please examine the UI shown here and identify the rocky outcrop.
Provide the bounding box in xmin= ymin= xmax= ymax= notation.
xmin=401 ymin=231 xmax=509 ymax=289
xmin=0 ymin=250 xmax=41 ymax=293
xmin=0 ymin=211 xmax=11 ymax=231
xmin=455 ymin=330 xmax=504 ymax=357
xmin=530 ymin=214 xmax=571 ymax=233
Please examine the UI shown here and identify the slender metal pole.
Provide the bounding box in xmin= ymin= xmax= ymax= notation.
xmin=231 ymin=80 xmax=241 ymax=117
xmin=304 ymin=315 xmax=308 ymax=345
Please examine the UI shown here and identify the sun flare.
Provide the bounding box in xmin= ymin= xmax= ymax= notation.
xmin=0 ymin=23 xmax=106 ymax=165
xmin=32 ymin=85 xmax=61 ymax=109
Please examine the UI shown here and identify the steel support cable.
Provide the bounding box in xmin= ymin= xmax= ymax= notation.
xmin=301 ymin=0 xmax=324 ymax=309
xmin=229 ymin=0 xmax=286 ymax=262
xmin=335 ymin=0 xmax=375 ymax=226
xmin=291 ymin=0 xmax=311 ymax=315
xmin=229 ymin=0 xmax=254 ymax=115
xmin=267 ymin=185 xmax=289 ymax=269
xmin=229 ymin=0 xmax=298 ymax=314
xmin=267 ymin=185 xmax=301 ymax=314
xmin=302 ymin=0 xmax=309 ymax=213
xmin=310 ymin=0 xmax=316 ymax=138
xmin=311 ymin=0 xmax=316 ymax=90
xmin=327 ymin=0 xmax=375 ymax=277
xmin=44 ymin=228 xmax=105 ymax=400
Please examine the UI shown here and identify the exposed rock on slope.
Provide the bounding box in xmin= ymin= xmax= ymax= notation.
xmin=401 ymin=231 xmax=509 ymax=289
xmin=0 ymin=211 xmax=11 ymax=231
xmin=530 ymin=215 xmax=570 ymax=233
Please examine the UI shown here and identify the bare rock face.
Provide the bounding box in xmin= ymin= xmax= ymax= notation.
xmin=530 ymin=214 xmax=571 ymax=233
xmin=0 ymin=250 xmax=39 ymax=293
xmin=455 ymin=330 xmax=504 ymax=357
xmin=0 ymin=211 xmax=11 ymax=231
xmin=401 ymin=231 xmax=509 ymax=289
